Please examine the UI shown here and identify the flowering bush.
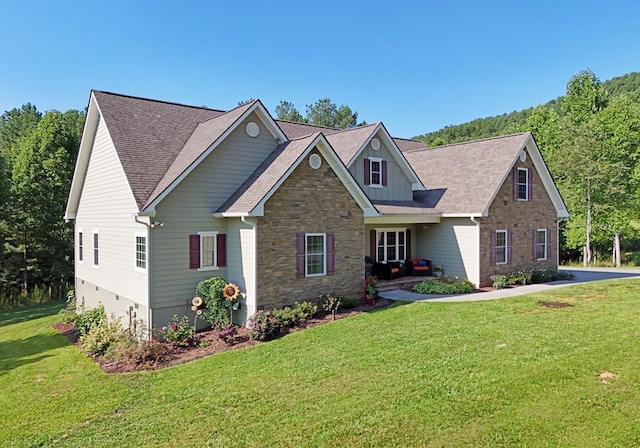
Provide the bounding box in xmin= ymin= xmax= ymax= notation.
xmin=216 ymin=323 xmax=238 ymax=344
xmin=162 ymin=315 xmax=196 ymax=347
xmin=365 ymin=276 xmax=378 ymax=297
xmin=196 ymin=277 xmax=243 ymax=327
xmin=247 ymin=310 xmax=277 ymax=341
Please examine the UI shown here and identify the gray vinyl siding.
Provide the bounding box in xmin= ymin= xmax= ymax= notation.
xmin=74 ymin=116 xmax=149 ymax=328
xmin=414 ymin=218 xmax=480 ymax=286
xmin=349 ymin=134 xmax=413 ymax=201
xmin=151 ymin=113 xmax=277 ymax=315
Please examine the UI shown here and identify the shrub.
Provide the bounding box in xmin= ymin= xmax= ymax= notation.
xmin=247 ymin=310 xmax=277 ymax=341
xmin=196 ymin=277 xmax=230 ymax=328
xmin=80 ymin=320 xmax=129 ymax=357
xmin=116 ymin=339 xmax=172 ymax=368
xmin=272 ymin=307 xmax=298 ymax=328
xmin=340 ymin=296 xmax=359 ymax=309
xmin=216 ymin=324 xmax=238 ymax=344
xmin=491 ymin=275 xmax=508 ymax=289
xmin=413 ymin=279 xmax=476 ymax=294
xmin=74 ymin=304 xmax=106 ymax=336
xmin=162 ymin=315 xmax=196 ymax=347
xmin=292 ymin=301 xmax=317 ymax=321
xmin=320 ymin=293 xmax=342 ymax=313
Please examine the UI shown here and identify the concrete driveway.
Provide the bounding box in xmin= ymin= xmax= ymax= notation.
xmin=379 ymin=267 xmax=640 ymax=303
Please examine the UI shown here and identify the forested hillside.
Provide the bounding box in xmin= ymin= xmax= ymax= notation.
xmin=414 ymin=72 xmax=640 ymax=146
xmin=417 ymin=70 xmax=640 ymax=267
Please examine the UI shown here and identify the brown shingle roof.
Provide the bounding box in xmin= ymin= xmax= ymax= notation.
xmin=275 ymin=120 xmax=341 ymax=139
xmin=404 ymin=133 xmax=530 ymax=215
xmin=324 ymin=124 xmax=379 ymax=164
xmin=93 ymin=91 xmax=223 ymax=209
xmin=217 ymin=133 xmax=320 ymax=214
xmin=394 ymin=137 xmax=428 ymax=152
xmin=144 ymin=101 xmax=256 ymax=208
xmin=371 ymin=200 xmax=440 ymax=215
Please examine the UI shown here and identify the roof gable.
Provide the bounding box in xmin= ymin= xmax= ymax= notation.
xmin=216 ymin=133 xmax=377 ymax=217
xmin=404 ymin=132 xmax=568 ymax=217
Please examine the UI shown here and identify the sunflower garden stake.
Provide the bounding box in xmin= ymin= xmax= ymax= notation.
xmin=191 ymin=296 xmax=204 ymax=331
xmin=223 ymin=283 xmax=241 ymax=324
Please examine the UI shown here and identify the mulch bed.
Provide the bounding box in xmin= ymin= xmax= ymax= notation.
xmin=54 ymin=298 xmax=394 ymax=374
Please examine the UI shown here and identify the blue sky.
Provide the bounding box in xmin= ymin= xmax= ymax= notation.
xmin=1 ymin=0 xmax=639 ymax=138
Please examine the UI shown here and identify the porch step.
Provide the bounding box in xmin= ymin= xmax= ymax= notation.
xmin=377 ymin=276 xmax=430 ymax=292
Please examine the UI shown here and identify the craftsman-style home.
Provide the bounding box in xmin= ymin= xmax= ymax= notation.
xmin=65 ymin=91 xmax=568 ymax=331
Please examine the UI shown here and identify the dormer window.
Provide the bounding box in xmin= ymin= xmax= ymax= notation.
xmin=364 ymin=157 xmax=387 ymax=188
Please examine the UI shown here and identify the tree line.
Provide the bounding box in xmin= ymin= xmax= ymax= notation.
xmin=0 ymin=105 xmax=84 ymax=299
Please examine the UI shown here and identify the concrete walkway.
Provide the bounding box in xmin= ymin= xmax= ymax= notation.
xmin=378 ymin=267 xmax=640 ymax=303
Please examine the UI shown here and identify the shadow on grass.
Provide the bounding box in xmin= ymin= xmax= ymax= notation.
xmin=0 ymin=301 xmax=65 ymax=327
xmin=0 ymin=332 xmax=70 ymax=374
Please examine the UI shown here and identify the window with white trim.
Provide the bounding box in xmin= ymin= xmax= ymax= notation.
xmin=136 ymin=235 xmax=147 ymax=269
xmin=201 ymin=232 xmax=216 ymax=270
xmin=78 ymin=229 xmax=83 ymax=263
xmin=536 ymin=229 xmax=547 ymax=260
xmin=517 ymin=167 xmax=529 ymax=201
xmin=495 ymin=230 xmax=507 ymax=264
xmin=377 ymin=229 xmax=406 ymax=262
xmin=93 ymin=230 xmax=99 ymax=267
xmin=306 ymin=233 xmax=326 ymax=276
xmin=189 ymin=232 xmax=226 ymax=271
xmin=370 ymin=157 xmax=382 ymax=186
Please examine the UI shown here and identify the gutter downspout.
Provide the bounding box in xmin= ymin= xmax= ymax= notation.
xmin=241 ymin=216 xmax=258 ymax=322
xmin=470 ymin=217 xmax=481 ymax=287
xmin=134 ymin=215 xmax=153 ymax=339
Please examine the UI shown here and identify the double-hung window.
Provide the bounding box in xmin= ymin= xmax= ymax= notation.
xmin=495 ymin=230 xmax=508 ymax=265
xmin=136 ymin=234 xmax=147 ymax=269
xmin=535 ymin=229 xmax=547 ymax=260
xmin=305 ymin=233 xmax=326 ymax=276
xmin=296 ymin=232 xmax=334 ymax=277
xmin=364 ymin=157 xmax=387 ymax=187
xmin=376 ymin=229 xmax=406 ymax=262
xmin=189 ymin=232 xmax=226 ymax=270
xmin=515 ymin=167 xmax=532 ymax=201
xmin=78 ymin=229 xmax=84 ymax=263
xmin=93 ymin=230 xmax=99 ymax=267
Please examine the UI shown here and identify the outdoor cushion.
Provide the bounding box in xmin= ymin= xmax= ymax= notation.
xmin=417 ymin=260 xmax=427 ymax=266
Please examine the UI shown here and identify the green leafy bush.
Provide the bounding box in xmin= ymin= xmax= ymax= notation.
xmin=340 ymin=296 xmax=359 ymax=309
xmin=292 ymin=301 xmax=317 ymax=321
xmin=272 ymin=307 xmax=299 ymax=328
xmin=320 ymin=294 xmax=342 ymax=313
xmin=413 ymin=279 xmax=476 ymax=294
xmin=116 ymin=339 xmax=172 ymax=368
xmin=491 ymin=275 xmax=508 ymax=289
xmin=162 ymin=315 xmax=196 ymax=347
xmin=80 ymin=320 xmax=129 ymax=357
xmin=247 ymin=310 xmax=277 ymax=341
xmin=74 ymin=304 xmax=106 ymax=336
xmin=196 ymin=277 xmax=230 ymax=327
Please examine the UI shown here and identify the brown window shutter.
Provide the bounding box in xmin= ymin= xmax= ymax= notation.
xmin=507 ymin=230 xmax=513 ymax=264
xmin=326 ymin=233 xmax=335 ymax=275
xmin=369 ymin=229 xmax=377 ymax=261
xmin=382 ymin=160 xmax=387 ymax=186
xmin=189 ymin=234 xmax=200 ymax=269
xmin=296 ymin=233 xmax=305 ymax=278
xmin=513 ymin=166 xmax=518 ymax=201
xmin=364 ymin=159 xmax=370 ymax=185
xmin=406 ymin=229 xmax=411 ymax=259
xmin=217 ymin=234 xmax=226 ymax=267
xmin=528 ymin=168 xmax=533 ymax=201
xmin=532 ymin=229 xmax=538 ymax=261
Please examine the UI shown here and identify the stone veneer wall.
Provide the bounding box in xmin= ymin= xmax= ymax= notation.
xmin=256 ymin=149 xmax=364 ymax=309
xmin=477 ymin=154 xmax=558 ymax=286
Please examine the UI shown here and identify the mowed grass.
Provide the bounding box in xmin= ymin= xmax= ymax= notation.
xmin=2 ymin=281 xmax=640 ymax=447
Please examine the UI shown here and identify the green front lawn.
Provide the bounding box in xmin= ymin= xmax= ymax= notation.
xmin=2 ymin=281 xmax=640 ymax=447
